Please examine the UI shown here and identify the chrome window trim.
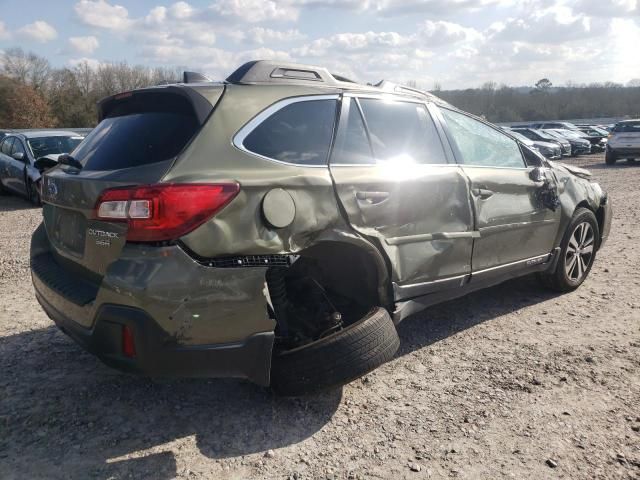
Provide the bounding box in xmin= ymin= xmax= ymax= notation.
xmin=232 ymin=94 xmax=340 ymax=168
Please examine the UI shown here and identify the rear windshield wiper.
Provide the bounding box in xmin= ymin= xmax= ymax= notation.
xmin=58 ymin=154 xmax=83 ymax=170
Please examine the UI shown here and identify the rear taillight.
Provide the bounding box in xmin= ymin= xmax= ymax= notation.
xmin=122 ymin=325 xmax=136 ymax=358
xmin=95 ymin=183 xmax=240 ymax=242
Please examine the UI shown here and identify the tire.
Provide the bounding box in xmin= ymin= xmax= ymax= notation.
xmin=270 ymin=307 xmax=399 ymax=396
xmin=605 ymin=150 xmax=617 ymax=165
xmin=539 ymin=208 xmax=599 ymax=293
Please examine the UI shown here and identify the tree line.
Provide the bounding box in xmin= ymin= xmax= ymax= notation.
xmin=431 ymin=78 xmax=640 ymax=123
xmin=0 ymin=48 xmax=182 ymax=129
xmin=1 ymin=47 xmax=640 ymax=128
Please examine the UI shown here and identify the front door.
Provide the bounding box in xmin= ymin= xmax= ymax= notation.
xmin=329 ymin=97 xmax=475 ymax=300
xmin=9 ymin=138 xmax=29 ymax=196
xmin=436 ymin=106 xmax=561 ymax=281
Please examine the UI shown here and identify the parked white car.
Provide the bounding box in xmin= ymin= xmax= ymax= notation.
xmin=606 ymin=119 xmax=640 ymax=165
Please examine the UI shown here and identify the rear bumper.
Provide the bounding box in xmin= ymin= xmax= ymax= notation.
xmin=30 ymin=222 xmax=275 ymax=385
xmin=36 ymin=291 xmax=274 ymax=385
xmin=608 ymin=146 xmax=640 ymax=156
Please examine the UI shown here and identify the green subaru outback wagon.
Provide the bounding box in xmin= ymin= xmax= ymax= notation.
xmin=31 ymin=61 xmax=612 ymax=395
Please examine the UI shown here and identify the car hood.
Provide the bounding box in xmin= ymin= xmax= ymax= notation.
xmin=534 ymin=141 xmax=560 ymax=150
xmin=548 ymin=160 xmax=592 ymax=179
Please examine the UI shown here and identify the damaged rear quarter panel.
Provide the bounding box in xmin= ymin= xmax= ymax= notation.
xmin=99 ymin=243 xmax=275 ymax=345
xmin=164 ymin=84 xmax=351 ymax=258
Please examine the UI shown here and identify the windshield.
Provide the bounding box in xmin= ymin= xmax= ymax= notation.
xmin=613 ymin=121 xmax=640 ymax=133
xmin=531 ymin=129 xmax=556 ymax=141
xmin=542 ymin=130 xmax=568 ymax=142
xmin=507 ymin=131 xmax=532 ymax=144
xmin=27 ymin=136 xmax=84 ymax=158
xmin=552 ymin=129 xmax=579 ymax=139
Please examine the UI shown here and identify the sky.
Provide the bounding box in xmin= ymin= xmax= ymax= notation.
xmin=0 ymin=0 xmax=638 ymax=89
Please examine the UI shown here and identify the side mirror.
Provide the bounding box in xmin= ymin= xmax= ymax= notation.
xmin=12 ymin=151 xmax=25 ymax=161
xmin=34 ymin=156 xmax=59 ymax=172
xmin=529 ymin=166 xmax=547 ymax=183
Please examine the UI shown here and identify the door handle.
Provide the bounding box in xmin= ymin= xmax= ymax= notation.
xmin=471 ymin=188 xmax=494 ymax=199
xmin=356 ymin=191 xmax=390 ymax=204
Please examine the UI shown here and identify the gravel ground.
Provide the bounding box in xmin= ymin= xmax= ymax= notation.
xmin=0 ymin=153 xmax=638 ymax=480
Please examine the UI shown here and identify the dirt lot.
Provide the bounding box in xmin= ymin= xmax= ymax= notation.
xmin=0 ymin=153 xmax=638 ymax=480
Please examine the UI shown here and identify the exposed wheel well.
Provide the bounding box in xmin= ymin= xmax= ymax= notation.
xmin=267 ymin=241 xmax=392 ymax=349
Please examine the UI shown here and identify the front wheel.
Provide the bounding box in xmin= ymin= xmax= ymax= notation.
xmin=605 ymin=150 xmax=617 ymax=165
xmin=539 ymin=208 xmax=599 ymax=292
xmin=28 ymin=181 xmax=41 ymax=206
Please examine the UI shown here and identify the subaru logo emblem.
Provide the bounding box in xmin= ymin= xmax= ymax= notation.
xmin=47 ymin=179 xmax=58 ymax=198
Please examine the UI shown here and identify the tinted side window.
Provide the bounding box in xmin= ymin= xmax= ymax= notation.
xmin=331 ymin=99 xmax=374 ymax=165
xmin=359 ymin=98 xmax=447 ymax=164
xmin=440 ymin=108 xmax=525 ymax=168
xmin=1 ymin=137 xmax=14 ymax=156
xmin=243 ymin=99 xmax=337 ymax=165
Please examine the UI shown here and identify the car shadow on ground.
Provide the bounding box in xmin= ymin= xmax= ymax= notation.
xmin=395 ymin=274 xmax=560 ymax=359
xmin=0 ymin=275 xmax=560 ymax=478
xmin=0 ymin=195 xmax=37 ymax=212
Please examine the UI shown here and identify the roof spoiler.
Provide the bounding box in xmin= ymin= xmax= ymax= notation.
xmin=226 ymin=60 xmax=356 ymax=86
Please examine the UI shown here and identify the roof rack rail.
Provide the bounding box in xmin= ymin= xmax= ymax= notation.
xmin=226 ymin=60 xmax=351 ymax=87
xmin=374 ymin=80 xmax=439 ymax=101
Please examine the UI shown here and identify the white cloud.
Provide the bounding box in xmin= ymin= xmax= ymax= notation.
xmin=68 ymin=36 xmax=100 ymax=54
xmin=209 ymin=0 xmax=299 ymax=22
xmin=169 ymin=1 xmax=194 ymax=19
xmin=74 ymin=0 xmax=132 ymax=30
xmin=17 ymin=20 xmax=57 ymax=43
xmin=0 ymin=21 xmax=10 ymax=40
xmin=240 ymin=27 xmax=306 ymax=45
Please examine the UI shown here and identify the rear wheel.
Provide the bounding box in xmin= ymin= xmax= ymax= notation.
xmin=266 ymin=245 xmax=398 ymax=396
xmin=605 ymin=150 xmax=617 ymax=165
xmin=271 ymin=307 xmax=399 ymax=396
xmin=539 ymin=208 xmax=599 ymax=292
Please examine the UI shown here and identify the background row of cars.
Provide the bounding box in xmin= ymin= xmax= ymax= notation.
xmin=502 ymin=121 xmax=614 ymax=159
xmin=505 ymin=119 xmax=640 ymax=165
xmin=1 ymin=117 xmax=639 ymax=207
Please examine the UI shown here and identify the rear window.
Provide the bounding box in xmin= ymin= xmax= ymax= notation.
xmin=613 ymin=121 xmax=640 ymax=133
xmin=242 ymin=99 xmax=337 ymax=165
xmin=74 ymin=94 xmax=200 ymax=171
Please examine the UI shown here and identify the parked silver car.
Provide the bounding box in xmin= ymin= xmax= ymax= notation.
xmin=0 ymin=130 xmax=84 ymax=204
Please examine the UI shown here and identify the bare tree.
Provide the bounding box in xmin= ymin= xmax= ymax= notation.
xmin=1 ymin=48 xmax=51 ymax=91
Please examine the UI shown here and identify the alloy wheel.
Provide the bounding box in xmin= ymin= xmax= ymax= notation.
xmin=564 ymin=222 xmax=594 ymax=282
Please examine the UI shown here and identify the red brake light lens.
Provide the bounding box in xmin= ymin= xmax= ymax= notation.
xmin=122 ymin=325 xmax=136 ymax=358
xmin=95 ymin=183 xmax=240 ymax=242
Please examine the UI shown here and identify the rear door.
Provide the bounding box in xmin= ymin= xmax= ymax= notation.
xmin=40 ymin=87 xmax=217 ymax=279
xmin=436 ymin=106 xmax=561 ymax=282
xmin=329 ymin=96 xmax=475 ymax=300
xmin=0 ymin=137 xmax=15 ymax=191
